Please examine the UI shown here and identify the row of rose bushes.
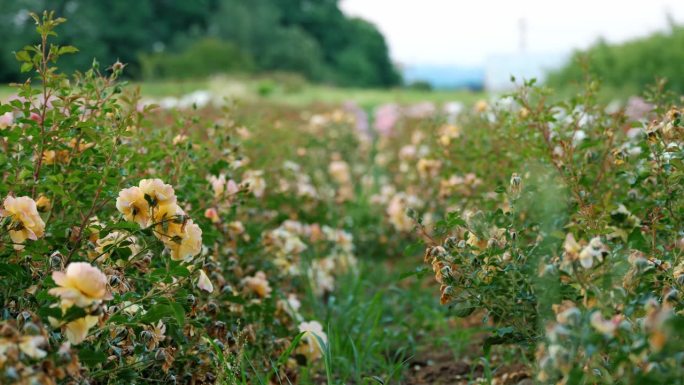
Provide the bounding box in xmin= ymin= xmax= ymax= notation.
xmin=369 ymin=80 xmax=684 ymax=382
xmin=0 ymin=13 xmax=365 ymax=384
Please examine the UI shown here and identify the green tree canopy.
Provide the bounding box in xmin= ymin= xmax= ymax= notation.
xmin=0 ymin=0 xmax=400 ymax=87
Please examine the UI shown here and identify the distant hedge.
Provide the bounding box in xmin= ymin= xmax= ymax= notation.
xmin=547 ymin=24 xmax=684 ymax=94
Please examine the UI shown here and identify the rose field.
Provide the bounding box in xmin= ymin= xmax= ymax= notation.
xmin=1 ymin=10 xmax=684 ymax=385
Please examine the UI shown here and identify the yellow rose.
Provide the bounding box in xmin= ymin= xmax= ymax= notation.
xmin=116 ymin=186 xmax=150 ymax=227
xmin=35 ymin=195 xmax=52 ymax=212
xmin=49 ymin=262 xmax=111 ymax=307
xmin=139 ymin=178 xmax=176 ymax=207
xmin=152 ymin=201 xmax=182 ymax=229
xmin=1 ymin=196 xmax=46 ymax=249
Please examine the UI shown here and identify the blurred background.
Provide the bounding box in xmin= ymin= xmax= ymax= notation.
xmin=1 ymin=0 xmax=683 ymax=97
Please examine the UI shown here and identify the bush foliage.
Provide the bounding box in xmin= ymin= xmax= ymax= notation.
xmin=2 ymin=11 xmax=684 ymax=385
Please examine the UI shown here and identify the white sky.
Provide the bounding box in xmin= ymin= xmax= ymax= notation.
xmin=341 ymin=0 xmax=684 ymax=66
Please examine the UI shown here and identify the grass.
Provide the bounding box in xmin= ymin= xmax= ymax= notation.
xmin=247 ymin=254 xmax=481 ymax=385
xmin=1 ymin=77 xmax=485 ymax=109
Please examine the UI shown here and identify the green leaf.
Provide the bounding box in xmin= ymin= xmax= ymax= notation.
xmin=276 ymin=332 xmax=304 ymax=367
xmin=170 ymin=302 xmax=185 ymax=327
xmin=78 ymin=348 xmax=107 ymax=366
xmin=20 ymin=62 xmax=33 ymax=73
xmin=62 ymin=306 xmax=87 ymax=323
xmin=627 ymin=228 xmax=648 ymax=251
xmin=0 ymin=263 xmax=28 ymax=280
xmin=57 ymin=45 xmax=79 ymax=55
xmin=15 ymin=50 xmax=31 ymax=62
xmin=449 ymin=301 xmax=476 ymax=318
xmin=139 ymin=299 xmax=185 ymax=327
xmin=398 ymin=266 xmax=429 ymax=280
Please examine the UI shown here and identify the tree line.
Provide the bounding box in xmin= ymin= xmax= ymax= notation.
xmin=0 ymin=0 xmax=401 ymax=87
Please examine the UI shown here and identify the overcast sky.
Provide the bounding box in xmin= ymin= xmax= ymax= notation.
xmin=341 ymin=0 xmax=684 ymax=67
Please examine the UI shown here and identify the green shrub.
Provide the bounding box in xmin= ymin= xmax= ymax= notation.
xmin=140 ymin=38 xmax=253 ymax=80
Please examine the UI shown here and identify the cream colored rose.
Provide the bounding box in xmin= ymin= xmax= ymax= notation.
xmin=208 ymin=174 xmax=226 ymax=198
xmin=1 ymin=196 xmax=46 ymax=249
xmin=0 ymin=112 xmax=13 ymax=130
xmin=49 ymin=262 xmax=111 ymax=307
xmin=328 ymin=160 xmax=351 ymax=185
xmin=139 ymin=178 xmax=177 ymax=207
xmin=151 ymin=201 xmax=182 ymax=229
xmin=243 ymin=170 xmax=266 ymax=198
xmin=164 ymin=220 xmax=202 ymax=261
xmin=116 ymin=186 xmax=150 ymax=227
xmin=296 ymin=320 xmax=328 ymax=362
xmin=64 ymin=315 xmax=99 ymax=345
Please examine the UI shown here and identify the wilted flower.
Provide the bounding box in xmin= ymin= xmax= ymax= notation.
xmin=242 ymin=271 xmax=272 ymax=298
xmin=49 ymin=262 xmax=111 ymax=307
xmin=590 ymin=311 xmax=620 ymax=337
xmin=416 ymin=158 xmax=441 ymax=179
xmin=90 ymin=231 xmax=140 ymax=262
xmin=18 ymin=335 xmax=47 ymax=359
xmin=1 ymin=196 xmax=46 ymax=249
xmin=509 ymin=173 xmax=522 ymax=195
xmin=579 ymin=237 xmax=608 ymax=269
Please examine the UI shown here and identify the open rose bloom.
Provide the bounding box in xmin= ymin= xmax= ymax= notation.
xmin=48 ymin=263 xmax=111 ymax=344
xmin=1 ymin=196 xmax=46 ymax=249
xmin=116 ymin=179 xmax=203 ymax=262
xmin=116 ymin=186 xmax=151 ymax=227
xmin=49 ymin=262 xmax=112 ymax=307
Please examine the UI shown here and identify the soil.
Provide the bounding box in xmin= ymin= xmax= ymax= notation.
xmin=404 ymin=350 xmax=531 ymax=385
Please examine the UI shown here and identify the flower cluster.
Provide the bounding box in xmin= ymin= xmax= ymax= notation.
xmin=116 ymin=178 xmax=202 ymax=262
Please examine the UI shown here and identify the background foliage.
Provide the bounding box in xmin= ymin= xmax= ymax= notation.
xmin=0 ymin=0 xmax=400 ymax=87
xmin=547 ymin=22 xmax=684 ymax=94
